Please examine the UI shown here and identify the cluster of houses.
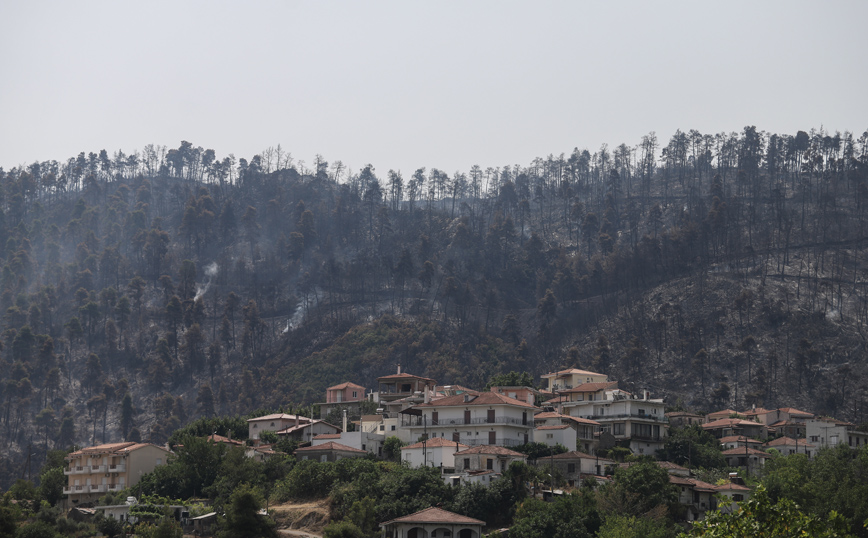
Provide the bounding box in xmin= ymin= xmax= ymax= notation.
xmin=63 ymin=366 xmax=868 ymax=528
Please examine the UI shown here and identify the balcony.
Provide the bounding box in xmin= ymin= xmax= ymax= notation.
xmin=576 ymin=413 xmax=668 ymax=423
xmin=63 ymin=485 xmax=86 ymax=495
xmin=89 ymin=485 xmax=107 ymax=493
xmin=402 ymin=416 xmax=530 ymax=428
xmin=108 ymin=464 xmax=126 ymax=473
xmin=89 ymin=465 xmax=107 ymax=473
xmin=107 ymin=484 xmax=123 ymax=491
xmin=64 ymin=466 xmax=87 ymax=475
xmin=459 ymin=438 xmax=524 ymax=447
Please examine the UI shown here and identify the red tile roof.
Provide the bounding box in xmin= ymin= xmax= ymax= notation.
xmin=294 ymin=442 xmax=367 ymax=454
xmin=378 ymin=372 xmax=436 ymax=382
xmin=763 ymin=436 xmax=813 ymax=448
xmin=415 ymin=391 xmax=539 ymax=409
xmin=536 ymin=425 xmax=570 ymax=430
xmin=719 ymin=435 xmax=762 ymax=445
xmin=453 ymin=445 xmax=526 ymax=457
xmin=67 ymin=442 xmax=168 ymax=457
xmin=327 ymin=382 xmax=366 ymax=391
xmin=561 ymin=382 xmax=619 ymax=394
xmin=542 ymin=368 xmax=606 ymax=378
xmin=777 ymin=407 xmax=814 ymax=417
xmin=380 ymin=507 xmax=485 ymax=526
xmin=552 ymin=450 xmax=615 ymax=463
xmin=247 ymin=413 xmax=308 ymax=423
xmin=722 ymin=447 xmax=771 ymax=458
xmin=313 ymin=434 xmax=342 ymax=440
xmin=703 ymin=418 xmax=763 ymax=429
xmin=403 ymin=437 xmax=469 ymax=450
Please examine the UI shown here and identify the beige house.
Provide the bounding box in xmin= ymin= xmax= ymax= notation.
xmin=534 ymin=411 xmax=600 ymax=454
xmin=721 ymin=446 xmax=770 ymax=475
xmin=540 ymin=368 xmax=608 ymax=392
xmin=380 ymin=507 xmax=484 ymax=538
xmin=702 ymin=418 xmax=768 ymax=440
xmin=64 ymin=442 xmax=171 ymax=506
xmin=247 ymin=413 xmax=311 ymax=441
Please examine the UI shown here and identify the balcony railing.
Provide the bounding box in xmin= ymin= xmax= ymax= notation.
xmin=402 ymin=416 xmax=529 ymax=427
xmin=64 ymin=466 xmax=87 ymax=475
xmin=108 ymin=464 xmax=126 ymax=473
xmin=89 ymin=485 xmax=107 ymax=493
xmin=459 ymin=438 xmax=524 ymax=447
xmin=63 ymin=485 xmax=86 ymax=494
xmin=90 ymin=465 xmax=107 ymax=473
xmin=576 ymin=413 xmax=668 ymax=423
xmin=107 ymin=484 xmax=122 ymax=491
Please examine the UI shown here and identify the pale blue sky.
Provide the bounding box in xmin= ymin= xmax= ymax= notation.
xmin=1 ymin=1 xmax=866 ymax=176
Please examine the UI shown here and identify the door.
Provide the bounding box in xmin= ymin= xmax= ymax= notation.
xmin=432 ymin=411 xmax=439 ymax=425
xmin=464 ymin=410 xmax=471 ymax=425
xmin=487 ymin=410 xmax=495 ymax=423
xmin=453 ymin=432 xmax=461 ymax=443
xmin=488 ymin=431 xmax=496 ymax=445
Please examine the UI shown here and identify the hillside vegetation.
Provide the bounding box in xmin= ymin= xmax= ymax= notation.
xmin=1 ymin=127 xmax=868 ymax=489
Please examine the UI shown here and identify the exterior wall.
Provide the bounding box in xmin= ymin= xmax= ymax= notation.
xmin=542 ymin=372 xmax=608 ymax=392
xmin=249 ymin=417 xmax=304 ymax=440
xmin=534 ymin=427 xmax=576 ymax=452
xmin=455 ymin=452 xmax=524 ymax=473
xmin=297 ymin=449 xmax=366 ymax=462
xmin=550 ymin=456 xmax=611 ymax=484
xmin=327 ymin=385 xmax=364 ymax=403
xmin=382 ymin=522 xmax=482 ymax=538
xmin=806 ymin=419 xmax=849 ymax=448
xmin=402 ymin=446 xmax=462 ymax=469
xmin=490 ymin=386 xmax=536 ymax=405
xmin=315 ymin=431 xmax=384 ymax=456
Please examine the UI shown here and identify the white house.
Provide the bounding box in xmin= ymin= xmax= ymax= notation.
xmin=806 ymin=417 xmax=868 ymax=449
xmin=400 ymin=392 xmax=539 ymax=448
xmin=401 ymin=437 xmax=468 ymax=469
xmin=533 ymin=425 xmax=577 ymax=452
xmin=560 ymin=383 xmax=668 ymax=455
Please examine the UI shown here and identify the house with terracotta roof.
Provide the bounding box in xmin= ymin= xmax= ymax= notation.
xmin=401 ymin=436 xmax=468 ymax=469
xmin=763 ymin=436 xmax=815 ymax=457
xmin=705 ymin=409 xmax=742 ymax=421
xmin=489 ymin=385 xmax=538 ymax=406
xmin=666 ymin=411 xmax=706 ymax=428
xmin=275 ymin=419 xmax=342 ymax=444
xmin=548 ymin=450 xmax=615 ymax=486
xmin=540 ymin=368 xmax=608 ymax=392
xmin=670 ymin=472 xmax=752 ymax=521
xmin=247 ymin=413 xmax=311 ymax=441
xmin=294 ymin=441 xmax=368 ymax=462
xmin=375 ymin=367 xmax=437 ymax=403
xmin=400 ymin=391 xmax=538 ymax=448
xmin=449 ymin=445 xmax=527 ymax=486
xmin=64 ymin=442 xmax=171 ymax=506
xmin=380 ymin=506 xmax=484 ymax=538
xmin=721 ymin=446 xmax=770 ymax=475
xmin=718 ymin=435 xmax=763 ymax=451
xmin=702 ymin=418 xmax=768 ymax=440
xmin=806 ymin=417 xmax=868 ymax=449
xmin=559 ymin=382 xmax=669 ymax=455
xmin=533 ymin=411 xmax=600 ymax=453
xmin=318 ymin=382 xmax=368 ymax=417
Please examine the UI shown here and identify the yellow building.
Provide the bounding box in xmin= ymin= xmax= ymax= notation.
xmin=64 ymin=442 xmax=171 ymax=506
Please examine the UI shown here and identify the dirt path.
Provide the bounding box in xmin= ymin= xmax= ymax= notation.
xmin=270 ymin=499 xmax=330 ymax=537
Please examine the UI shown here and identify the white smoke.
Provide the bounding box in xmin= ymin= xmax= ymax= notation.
xmin=194 ymin=262 xmax=219 ymax=301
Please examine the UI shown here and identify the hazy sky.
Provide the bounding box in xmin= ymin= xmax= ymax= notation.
xmin=2 ymin=1 xmax=866 ymax=176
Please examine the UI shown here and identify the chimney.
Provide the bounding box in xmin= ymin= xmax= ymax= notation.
xmin=424 ymin=388 xmax=430 ymax=404
xmin=342 ymin=409 xmax=348 ymax=432
xmin=397 ymin=364 xmax=401 ymax=375
xmin=295 ymin=415 xmax=299 ymax=427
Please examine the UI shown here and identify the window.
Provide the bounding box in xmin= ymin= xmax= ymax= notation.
xmin=733 ymin=494 xmax=744 ymax=502
xmin=486 ymin=459 xmax=493 ymax=470
xmin=391 ymin=425 xmax=396 ymax=431
xmin=254 ymin=424 xmax=258 ymax=428
xmin=352 ymin=391 xmax=358 ymax=398
xmin=638 ymin=409 xmax=645 ymax=416
xmin=546 ymin=434 xmax=553 ymax=439
xmin=613 ymin=423 xmax=625 ymax=435
xmin=567 ymin=463 xmax=576 ymax=473
xmin=156 ymin=458 xmax=162 ymax=465
xmin=270 ymin=422 xmax=275 ymax=426
xmin=464 ymin=458 xmax=470 ymax=469
xmin=320 ymin=455 xmax=327 ymax=462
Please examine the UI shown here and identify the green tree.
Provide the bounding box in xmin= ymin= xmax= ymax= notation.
xmin=657 ymin=424 xmax=726 ymax=469
xmin=382 ymin=436 xmax=405 ymax=462
xmin=219 ymin=483 xmax=276 ymax=538
xmin=510 ymin=490 xmax=601 ymax=538
xmin=681 ymin=486 xmax=855 ymax=537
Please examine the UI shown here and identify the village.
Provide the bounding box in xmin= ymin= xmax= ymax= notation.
xmin=60 ymin=367 xmax=868 ymax=535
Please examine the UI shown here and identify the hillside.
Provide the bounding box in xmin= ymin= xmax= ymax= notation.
xmin=1 ymin=127 xmax=867 ymax=489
